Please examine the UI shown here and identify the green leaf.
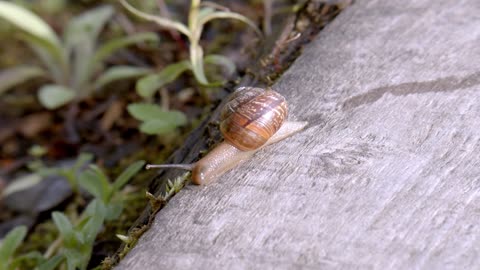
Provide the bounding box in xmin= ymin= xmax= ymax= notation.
xmin=111 ymin=160 xmax=146 ymax=194
xmin=198 ymin=10 xmax=262 ymax=37
xmin=81 ymin=200 xmax=105 ymax=244
xmin=139 ymin=119 xmax=179 ymax=135
xmin=204 ymin=54 xmax=236 ymax=75
xmin=136 ymin=60 xmax=191 ymax=98
xmin=10 ymin=251 xmax=44 ymax=269
xmin=72 ymin=152 xmax=94 ymax=172
xmin=63 ymin=249 xmax=87 ymax=270
xmin=197 ymin=7 xmax=216 ymax=22
xmin=78 ymin=170 xmax=104 ymax=202
xmin=127 ymin=103 xmax=165 ymax=121
xmin=105 ymin=202 xmax=123 ymax=221
xmin=52 ymin=212 xmax=76 ymax=246
xmin=127 ymin=103 xmax=187 ymax=123
xmin=129 ymin=104 xmax=187 ymax=135
xmin=64 ymin=5 xmax=114 ymax=91
xmin=93 ymin=66 xmax=152 ymax=90
xmin=19 ymin=33 xmax=66 ymax=84
xmin=0 ymin=66 xmax=47 ymax=95
xmin=0 ymin=3 xmax=66 ymax=82
xmin=0 ymin=2 xmax=61 ymax=48
xmin=92 ymin=32 xmax=159 ymax=65
xmin=0 ymin=226 xmax=27 ymax=268
xmin=37 ymin=254 xmax=64 ymax=270
xmin=78 ymin=165 xmax=111 ymax=203
xmin=83 ymin=199 xmax=105 ymax=219
xmin=120 ymin=0 xmax=190 ymax=37
xmin=37 ymin=84 xmax=75 ymax=109
xmin=64 ymin=5 xmax=114 ymax=51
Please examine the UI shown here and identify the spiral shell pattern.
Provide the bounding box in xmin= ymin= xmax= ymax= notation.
xmin=220 ymin=87 xmax=288 ymax=151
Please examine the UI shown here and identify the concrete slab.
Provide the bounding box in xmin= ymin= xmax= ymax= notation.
xmin=117 ymin=0 xmax=480 ymax=269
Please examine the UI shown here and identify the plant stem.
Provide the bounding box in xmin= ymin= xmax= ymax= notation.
xmin=188 ymin=0 xmax=201 ymax=30
xmin=44 ymin=194 xmax=85 ymax=258
xmin=263 ymin=0 xmax=273 ymax=35
xmin=187 ymin=0 xmax=209 ymax=84
xmin=65 ymin=101 xmax=80 ymax=143
xmin=44 ymin=237 xmax=62 ymax=258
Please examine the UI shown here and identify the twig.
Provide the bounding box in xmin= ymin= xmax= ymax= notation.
xmin=201 ymin=1 xmax=230 ymax=12
xmin=263 ymin=0 xmax=273 ymax=35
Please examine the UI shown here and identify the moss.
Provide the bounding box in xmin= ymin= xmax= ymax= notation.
xmin=15 ymin=220 xmax=58 ymax=269
xmin=100 ymin=172 xmax=190 ymax=269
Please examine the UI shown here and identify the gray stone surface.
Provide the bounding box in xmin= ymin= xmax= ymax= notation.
xmin=117 ymin=0 xmax=480 ymax=269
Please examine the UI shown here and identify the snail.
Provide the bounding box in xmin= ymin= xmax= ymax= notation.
xmin=146 ymin=87 xmax=308 ymax=185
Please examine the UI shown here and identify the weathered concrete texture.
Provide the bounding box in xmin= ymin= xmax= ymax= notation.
xmin=118 ymin=0 xmax=480 ymax=269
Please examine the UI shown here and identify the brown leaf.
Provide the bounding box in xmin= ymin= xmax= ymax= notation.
xmin=18 ymin=112 xmax=52 ymax=138
xmin=100 ymin=100 xmax=124 ymax=131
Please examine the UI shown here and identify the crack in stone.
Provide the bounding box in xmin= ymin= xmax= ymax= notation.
xmin=342 ymin=72 xmax=480 ymax=110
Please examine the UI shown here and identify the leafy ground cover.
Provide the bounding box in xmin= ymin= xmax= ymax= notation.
xmin=0 ymin=0 xmax=350 ymax=269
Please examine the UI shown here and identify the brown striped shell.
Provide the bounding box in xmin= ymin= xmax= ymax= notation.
xmin=220 ymin=87 xmax=288 ymax=151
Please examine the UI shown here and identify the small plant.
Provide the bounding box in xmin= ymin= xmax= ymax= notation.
xmin=4 ymin=159 xmax=145 ymax=270
xmin=0 ymin=2 xmax=158 ymax=109
xmin=2 ymin=147 xmax=145 ymax=269
xmin=77 ymin=160 xmax=146 ymax=220
xmin=145 ymin=172 xmax=189 ymax=212
xmin=0 ymin=150 xmax=93 ymax=200
xmin=164 ymin=173 xmax=189 ymax=198
xmin=0 ymin=226 xmax=27 ymax=270
xmin=120 ymin=0 xmax=261 ymax=99
xmin=28 ymin=151 xmax=94 ymax=194
xmin=51 ymin=200 xmax=105 ymax=270
xmin=48 ymin=160 xmax=145 ymax=270
xmin=0 ymin=226 xmax=63 ymax=270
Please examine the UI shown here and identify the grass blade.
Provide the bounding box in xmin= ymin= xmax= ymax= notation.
xmin=120 ymin=0 xmax=190 ymax=37
xmin=78 ymin=165 xmax=111 ymax=203
xmin=0 ymin=2 xmax=61 ymax=48
xmin=64 ymin=5 xmax=114 ymax=91
xmin=37 ymin=254 xmax=64 ymax=270
xmin=93 ymin=66 xmax=151 ymax=91
xmin=19 ymin=34 xmax=66 ymax=84
xmin=111 ymin=160 xmax=146 ymax=194
xmin=2 ymin=174 xmax=42 ymax=199
xmin=52 ymin=212 xmax=76 ymax=246
xmin=136 ymin=60 xmax=191 ymax=98
xmin=64 ymin=5 xmax=114 ymax=51
xmin=0 ymin=226 xmax=27 ymax=267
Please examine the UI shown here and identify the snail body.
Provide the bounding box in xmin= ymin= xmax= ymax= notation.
xmin=146 ymin=87 xmax=307 ymax=185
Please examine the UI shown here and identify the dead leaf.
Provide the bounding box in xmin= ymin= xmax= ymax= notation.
xmin=100 ymin=100 xmax=124 ymax=131
xmin=18 ymin=112 xmax=52 ymax=138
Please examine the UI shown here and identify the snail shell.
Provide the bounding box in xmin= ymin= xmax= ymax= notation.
xmin=220 ymin=87 xmax=288 ymax=151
